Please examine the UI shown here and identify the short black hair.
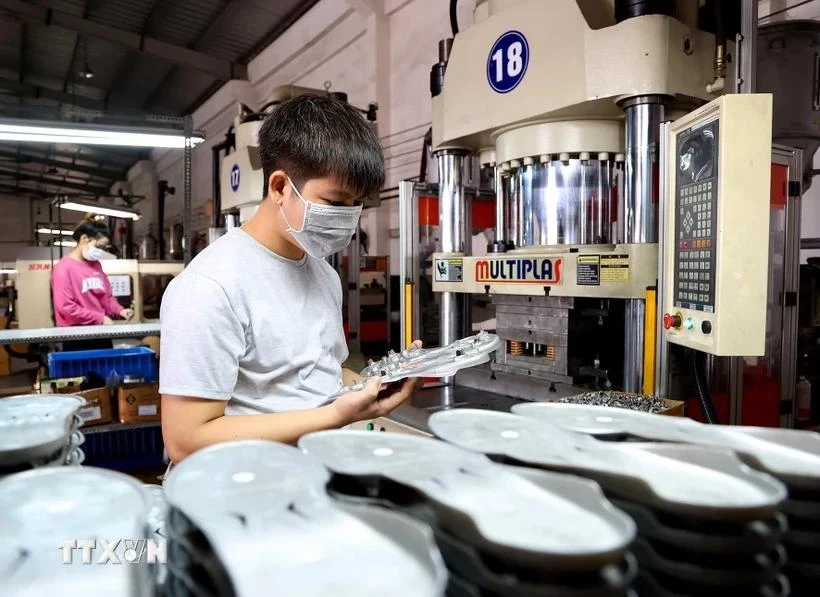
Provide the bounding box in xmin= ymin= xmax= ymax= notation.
xmin=72 ymin=214 xmax=111 ymax=242
xmin=257 ymin=94 xmax=384 ymax=199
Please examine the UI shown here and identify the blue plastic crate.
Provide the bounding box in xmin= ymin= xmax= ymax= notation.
xmin=48 ymin=346 xmax=158 ymax=381
xmin=83 ymin=425 xmax=165 ymax=472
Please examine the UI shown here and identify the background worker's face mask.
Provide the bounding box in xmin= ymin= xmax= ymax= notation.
xmin=280 ymin=176 xmax=363 ymax=259
xmin=82 ymin=242 xmax=104 ymax=261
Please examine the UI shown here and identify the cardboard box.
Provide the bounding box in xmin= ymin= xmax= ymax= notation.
xmin=118 ymin=382 xmax=161 ymax=424
xmin=75 ymin=387 xmax=113 ymax=426
xmin=659 ymin=399 xmax=685 ymax=417
xmin=40 ymin=379 xmax=113 ymax=426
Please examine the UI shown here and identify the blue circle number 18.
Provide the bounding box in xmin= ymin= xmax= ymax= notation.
xmin=487 ymin=31 xmax=529 ymax=94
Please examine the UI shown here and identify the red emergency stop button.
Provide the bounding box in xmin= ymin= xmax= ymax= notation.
xmin=663 ymin=313 xmax=682 ymax=330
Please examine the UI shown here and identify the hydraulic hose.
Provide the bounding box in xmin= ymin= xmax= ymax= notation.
xmin=689 ymin=349 xmax=719 ymax=424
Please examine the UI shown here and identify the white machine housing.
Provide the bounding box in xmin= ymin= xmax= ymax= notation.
xmin=220 ymin=119 xmax=264 ymax=225
xmin=433 ymin=0 xmax=719 ymax=159
xmin=15 ymin=259 xmax=183 ymax=329
xmin=662 ymin=94 xmax=773 ymax=355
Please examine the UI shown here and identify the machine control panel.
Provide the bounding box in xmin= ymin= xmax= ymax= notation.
xmin=672 ymin=118 xmax=718 ymax=313
xmin=663 ymin=94 xmax=772 ymax=356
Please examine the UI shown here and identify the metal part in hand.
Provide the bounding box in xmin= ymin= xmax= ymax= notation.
xmin=333 ymin=331 xmax=501 ymax=398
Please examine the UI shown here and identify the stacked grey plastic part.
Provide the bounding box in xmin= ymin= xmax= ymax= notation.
xmin=299 ymin=429 xmax=640 ymax=597
xmin=332 ymin=331 xmax=502 ymax=398
xmin=0 ymin=467 xmax=156 ymax=597
xmin=161 ymin=440 xmax=447 ymax=597
xmin=0 ymin=394 xmax=86 ymax=477
xmin=513 ymin=403 xmax=820 ymax=596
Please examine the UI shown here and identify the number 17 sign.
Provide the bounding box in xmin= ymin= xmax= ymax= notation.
xmin=487 ymin=30 xmax=530 ymax=94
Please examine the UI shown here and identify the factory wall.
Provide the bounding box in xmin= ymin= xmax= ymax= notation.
xmin=131 ymin=0 xmax=476 ymax=273
xmin=0 ymin=194 xmax=82 ymax=263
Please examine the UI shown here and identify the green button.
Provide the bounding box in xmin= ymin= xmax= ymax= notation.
xmin=366 ymin=422 xmax=374 ymax=431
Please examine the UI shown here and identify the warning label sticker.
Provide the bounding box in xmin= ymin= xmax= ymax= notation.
xmin=576 ymin=255 xmax=600 ymax=286
xmin=600 ymin=254 xmax=630 ymax=283
xmin=434 ymin=258 xmax=464 ymax=282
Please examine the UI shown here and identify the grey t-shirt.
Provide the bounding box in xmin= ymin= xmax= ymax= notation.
xmin=158 ymin=228 xmax=348 ymax=415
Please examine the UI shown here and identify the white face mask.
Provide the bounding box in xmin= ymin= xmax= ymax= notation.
xmin=82 ymin=245 xmax=104 ymax=261
xmin=280 ymin=176 xmax=362 ymax=259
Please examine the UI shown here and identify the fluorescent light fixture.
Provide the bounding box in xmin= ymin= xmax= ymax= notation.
xmin=0 ymin=119 xmax=205 ymax=148
xmin=0 ymin=269 xmax=16 ymax=274
xmin=55 ymin=240 xmax=77 ymax=247
xmin=60 ymin=200 xmax=140 ymax=221
xmin=37 ymin=227 xmax=74 ymax=236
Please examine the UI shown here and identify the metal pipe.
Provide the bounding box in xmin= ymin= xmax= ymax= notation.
xmin=620 ymin=95 xmax=665 ymax=392
xmin=656 ymin=122 xmax=671 ymax=398
xmin=493 ymin=166 xmax=506 ymax=244
xmin=621 ymin=96 xmax=665 ymax=243
xmin=436 ymin=150 xmax=470 ymax=384
xmin=520 ymin=163 xmax=535 ymax=246
xmin=183 ymin=116 xmax=193 ymax=266
xmin=623 ymin=300 xmax=645 ymax=393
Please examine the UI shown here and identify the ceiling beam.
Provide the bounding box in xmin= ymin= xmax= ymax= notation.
xmin=0 ymin=169 xmax=109 ymax=193
xmin=0 ymin=150 xmax=124 ymax=180
xmin=0 ymin=0 xmax=248 ymax=81
xmin=0 ymin=76 xmax=106 ymax=111
xmin=141 ymin=0 xmax=236 ymax=113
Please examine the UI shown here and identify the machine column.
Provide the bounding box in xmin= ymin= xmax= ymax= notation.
xmin=620 ymin=95 xmax=666 ymax=393
xmin=437 ymin=150 xmax=471 ymax=380
xmin=488 ymin=165 xmax=509 ymax=253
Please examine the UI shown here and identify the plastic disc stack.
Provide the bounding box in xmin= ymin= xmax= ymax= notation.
xmin=430 ymin=408 xmax=791 ymax=597
xmin=299 ymin=429 xmax=639 ymax=597
xmin=513 ymin=402 xmax=820 ymax=596
xmin=162 ymin=440 xmax=448 ymax=597
xmin=0 ymin=394 xmax=86 ymax=477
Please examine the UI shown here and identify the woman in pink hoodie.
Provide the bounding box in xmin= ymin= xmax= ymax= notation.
xmin=51 ymin=215 xmax=134 ymax=328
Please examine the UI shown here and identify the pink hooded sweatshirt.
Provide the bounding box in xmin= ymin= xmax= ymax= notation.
xmin=51 ymin=256 xmax=124 ymax=326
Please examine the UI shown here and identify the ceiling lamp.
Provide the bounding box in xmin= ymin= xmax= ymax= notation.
xmin=59 ymin=199 xmax=140 ymax=221
xmin=0 ymin=119 xmax=205 ymax=149
xmin=78 ymin=61 xmax=95 ymax=80
xmin=36 ymin=227 xmax=74 ymax=236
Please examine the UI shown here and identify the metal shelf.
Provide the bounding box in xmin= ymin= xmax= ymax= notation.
xmin=81 ymin=421 xmax=161 ymax=435
xmin=0 ymin=323 xmax=160 ymax=345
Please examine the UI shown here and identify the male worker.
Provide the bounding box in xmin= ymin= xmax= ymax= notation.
xmin=159 ymin=94 xmax=421 ymax=464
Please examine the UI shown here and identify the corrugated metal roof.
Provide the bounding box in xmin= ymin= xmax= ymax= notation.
xmin=0 ymin=0 xmax=321 ymax=194
xmin=89 ymin=0 xmax=157 ymax=34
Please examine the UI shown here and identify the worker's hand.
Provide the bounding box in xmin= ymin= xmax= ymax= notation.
xmin=331 ymin=376 xmax=423 ymax=425
xmin=120 ymin=308 xmax=134 ymax=321
xmin=102 ymin=316 xmax=114 ymax=325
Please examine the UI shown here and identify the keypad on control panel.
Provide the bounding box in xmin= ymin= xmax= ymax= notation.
xmin=675 ymin=179 xmax=717 ymax=311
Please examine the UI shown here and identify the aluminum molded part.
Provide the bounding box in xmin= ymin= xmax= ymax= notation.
xmin=429 ymin=409 xmax=786 ymax=520
xmin=0 ymin=467 xmax=152 ymax=597
xmin=332 ymin=332 xmax=502 ymax=399
xmin=512 ymin=402 xmax=820 ymax=489
xmin=164 ymin=440 xmax=447 ymax=597
xmin=0 ymin=394 xmax=85 ymax=466
xmin=298 ymin=429 xmax=636 ymax=569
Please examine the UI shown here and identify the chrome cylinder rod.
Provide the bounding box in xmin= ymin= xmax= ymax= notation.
xmin=620 ymin=95 xmax=665 ymax=392
xmin=436 ymin=151 xmax=471 ymax=380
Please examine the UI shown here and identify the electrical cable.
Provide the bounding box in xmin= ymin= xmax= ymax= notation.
xmin=449 ymin=0 xmax=459 ymax=36
xmin=689 ymin=348 xmax=719 ymax=424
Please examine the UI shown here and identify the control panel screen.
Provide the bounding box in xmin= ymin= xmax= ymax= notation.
xmin=107 ymin=274 xmax=133 ymax=298
xmin=673 ymin=118 xmax=719 ymax=313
